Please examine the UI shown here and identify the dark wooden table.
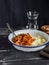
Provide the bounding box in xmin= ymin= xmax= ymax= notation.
xmin=0 ymin=28 xmax=49 ymax=65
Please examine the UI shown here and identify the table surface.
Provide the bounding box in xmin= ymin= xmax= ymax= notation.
xmin=0 ymin=28 xmax=49 ymax=65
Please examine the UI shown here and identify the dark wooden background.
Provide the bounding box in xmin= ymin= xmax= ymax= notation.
xmin=0 ymin=0 xmax=49 ymax=28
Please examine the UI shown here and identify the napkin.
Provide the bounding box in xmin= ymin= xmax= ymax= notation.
xmin=39 ymin=45 xmax=49 ymax=58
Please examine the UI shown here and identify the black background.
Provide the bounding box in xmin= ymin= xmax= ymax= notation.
xmin=0 ymin=0 xmax=49 ymax=28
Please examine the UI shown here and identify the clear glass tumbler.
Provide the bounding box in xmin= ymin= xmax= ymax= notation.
xmin=26 ymin=11 xmax=39 ymax=29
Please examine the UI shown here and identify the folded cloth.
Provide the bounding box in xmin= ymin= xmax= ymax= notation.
xmin=39 ymin=45 xmax=49 ymax=58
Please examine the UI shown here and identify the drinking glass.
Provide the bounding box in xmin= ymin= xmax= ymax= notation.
xmin=26 ymin=11 xmax=39 ymax=29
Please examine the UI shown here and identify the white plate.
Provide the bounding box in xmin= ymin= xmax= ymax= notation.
xmin=8 ymin=29 xmax=49 ymax=52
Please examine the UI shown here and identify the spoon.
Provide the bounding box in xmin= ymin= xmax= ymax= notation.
xmin=6 ymin=23 xmax=16 ymax=37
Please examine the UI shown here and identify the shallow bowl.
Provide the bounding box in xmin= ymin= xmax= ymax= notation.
xmin=8 ymin=29 xmax=49 ymax=52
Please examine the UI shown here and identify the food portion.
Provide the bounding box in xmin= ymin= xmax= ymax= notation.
xmin=31 ymin=34 xmax=46 ymax=46
xmin=12 ymin=33 xmax=35 ymax=46
xmin=41 ymin=25 xmax=49 ymax=34
xmin=12 ymin=33 xmax=47 ymax=46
